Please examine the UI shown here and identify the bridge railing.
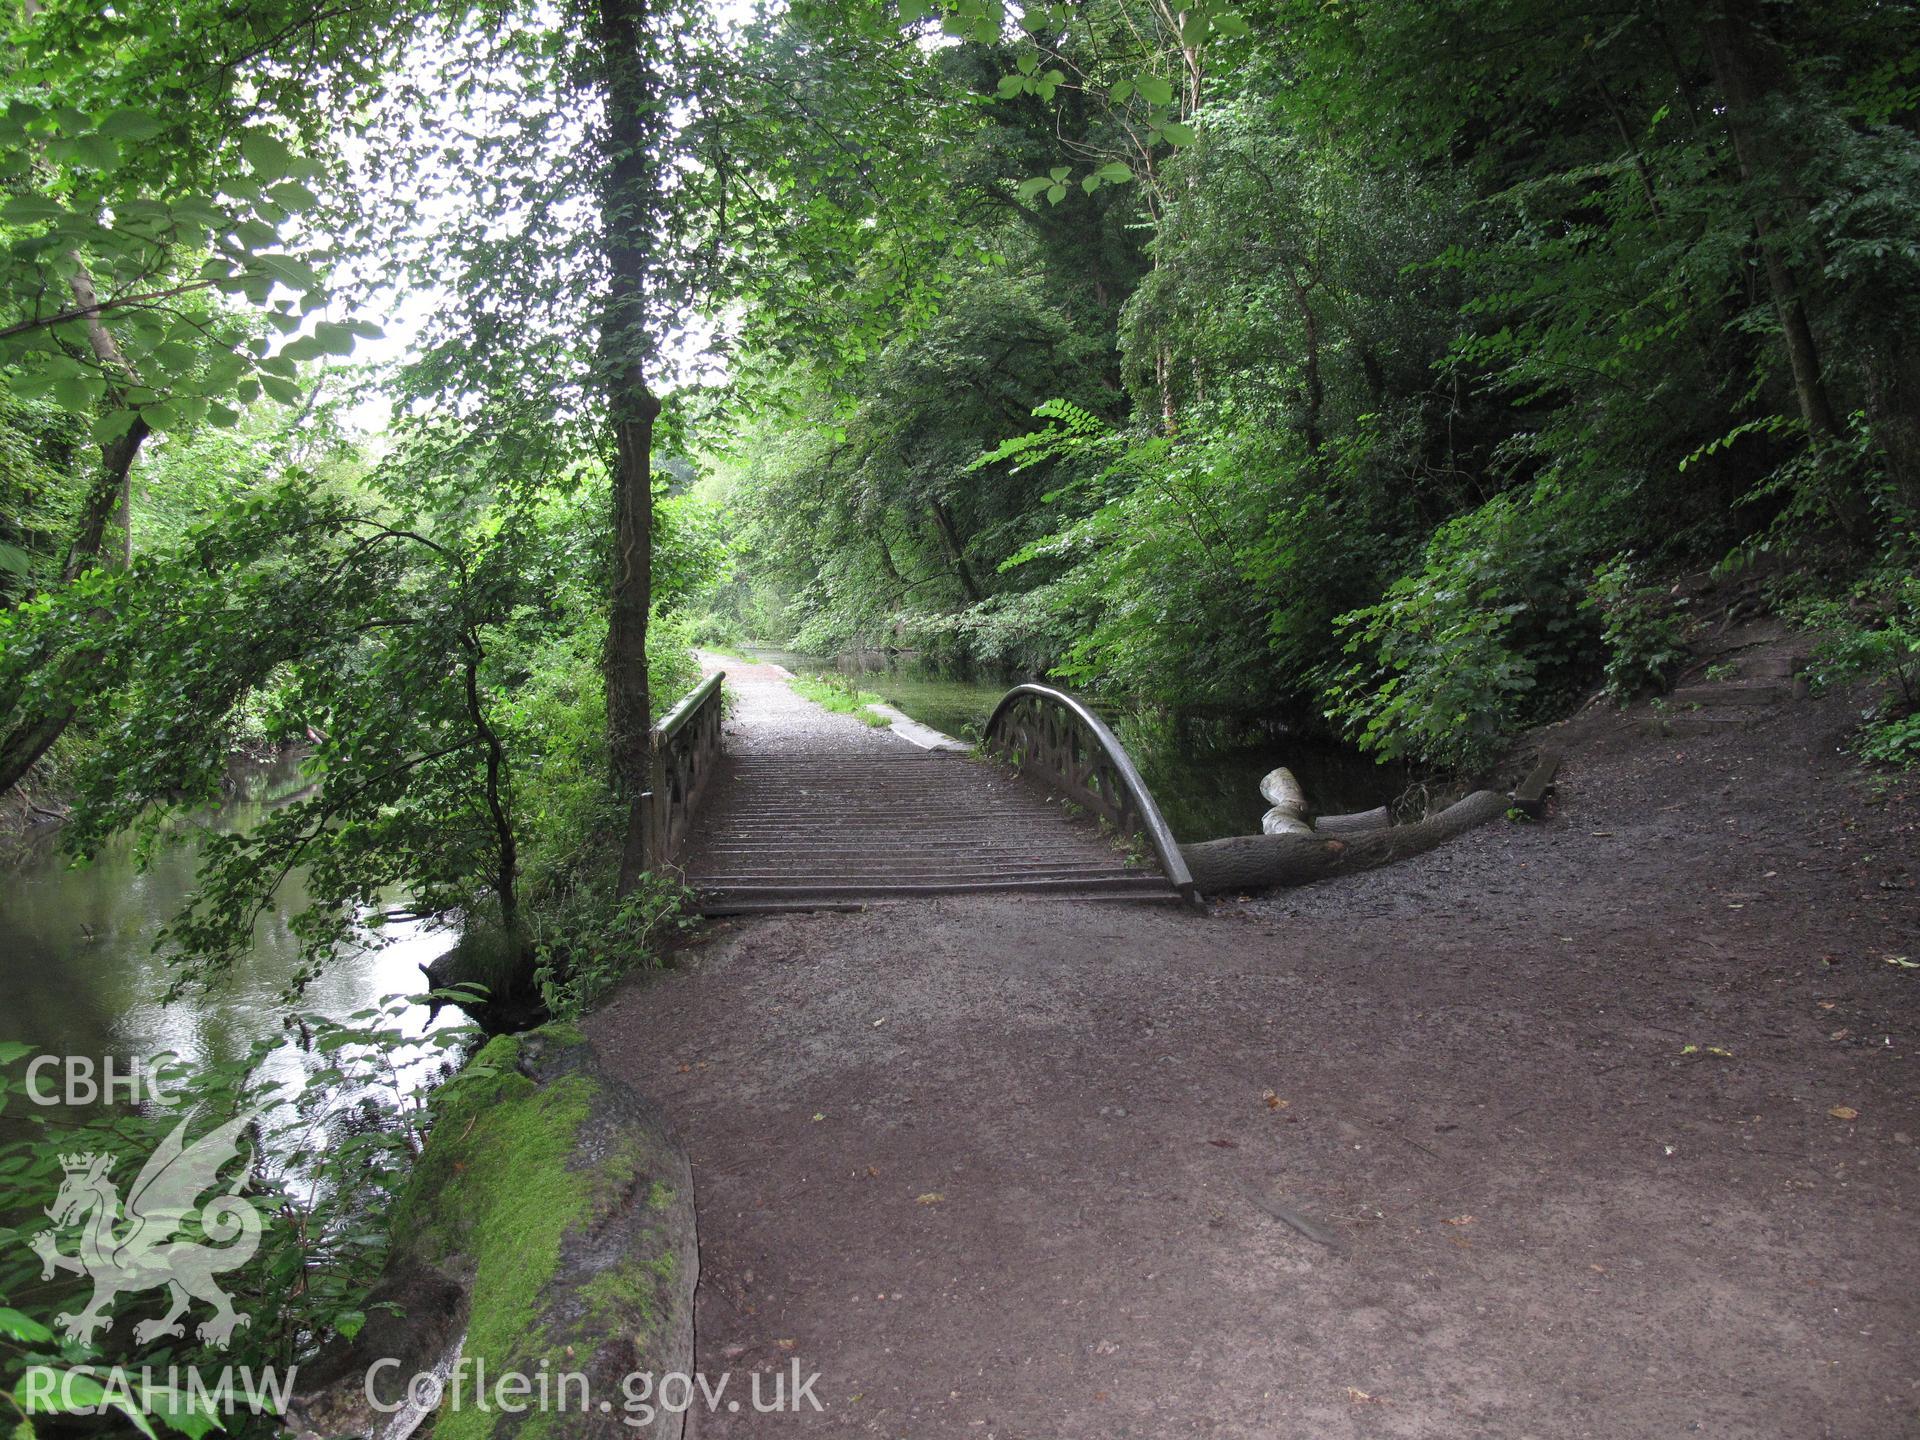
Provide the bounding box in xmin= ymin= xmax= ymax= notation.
xmin=644 ymin=670 xmax=726 ymax=870
xmin=982 ymin=683 xmax=1197 ymax=904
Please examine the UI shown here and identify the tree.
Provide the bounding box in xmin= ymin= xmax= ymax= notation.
xmin=0 ymin=0 xmax=393 ymax=789
xmin=349 ymin=0 xmax=975 ymax=887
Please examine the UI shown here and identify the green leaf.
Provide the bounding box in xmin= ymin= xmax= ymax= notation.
xmin=1161 ymin=121 xmax=1196 ymax=146
xmin=14 ymin=1369 xmax=117 ymax=1424
xmin=1137 ymin=75 xmax=1175 ymax=107
xmin=4 ymin=371 xmax=58 ymax=401
xmin=1 ymin=195 xmax=64 ymax=225
xmin=315 ymin=322 xmax=360 ymax=356
xmin=50 ymin=376 xmax=104 ymax=413
xmin=170 ymin=198 xmax=226 ymax=230
xmin=0 ymin=1308 xmax=52 ymax=1343
xmin=1015 ymin=176 xmax=1050 ymax=203
xmin=266 ymin=181 xmax=320 ymax=211
xmin=0 ymin=1041 xmax=34 ymax=1065
xmin=68 ymin=133 xmax=120 ymax=170
xmin=258 ymin=373 xmax=303 ymax=405
xmin=1108 ymin=79 xmax=1135 ymax=102
xmin=92 ymin=410 xmax=139 ymax=444
xmin=253 ymin=254 xmax=325 ymax=292
xmin=1045 ymin=184 xmax=1067 ymax=205
xmin=139 ymin=1385 xmax=222 ymax=1439
xmin=100 ymin=108 xmax=164 ymax=142
xmin=239 ymin=129 xmax=295 ymax=179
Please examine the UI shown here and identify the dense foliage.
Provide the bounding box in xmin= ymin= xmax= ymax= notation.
xmin=709 ymin=0 xmax=1920 ymax=771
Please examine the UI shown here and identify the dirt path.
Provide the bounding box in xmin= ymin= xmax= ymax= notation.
xmin=587 ymin=669 xmax=1920 ymax=1439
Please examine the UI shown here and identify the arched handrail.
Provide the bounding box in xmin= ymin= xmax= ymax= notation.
xmin=983 ymin=683 xmax=1197 ymax=904
xmin=644 ymin=670 xmax=726 ymax=870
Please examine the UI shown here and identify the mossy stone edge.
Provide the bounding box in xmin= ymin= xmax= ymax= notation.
xmin=285 ymin=1023 xmax=697 ymax=1440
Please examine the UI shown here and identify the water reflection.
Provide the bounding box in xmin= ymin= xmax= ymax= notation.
xmin=0 ymin=753 xmax=462 ymax=1144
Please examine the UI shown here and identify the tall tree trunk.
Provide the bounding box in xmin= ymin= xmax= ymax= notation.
xmin=1701 ymin=0 xmax=1842 ymax=444
xmin=609 ymin=396 xmax=657 ymax=893
xmin=1288 ymin=273 xmax=1325 ymax=459
xmin=1866 ymin=338 xmax=1920 ymax=508
xmin=0 ymin=707 xmax=79 ymax=797
xmin=0 ymin=258 xmax=150 ymax=797
xmin=1585 ymin=52 xmax=1664 ymax=222
xmin=594 ymin=0 xmax=664 ymax=895
xmin=61 ymin=418 xmax=148 ymax=582
xmin=115 ymin=470 xmax=132 ymax=569
xmin=926 ymin=496 xmax=982 ymax=603
xmin=462 ymin=628 xmax=520 ymax=963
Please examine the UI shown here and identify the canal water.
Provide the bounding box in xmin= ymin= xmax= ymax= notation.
xmin=736 ymin=646 xmax=1417 ymax=842
xmin=0 ymin=754 xmax=463 ymax=1147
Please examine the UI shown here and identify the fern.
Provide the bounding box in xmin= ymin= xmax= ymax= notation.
xmin=964 ymin=398 xmax=1112 ymax=475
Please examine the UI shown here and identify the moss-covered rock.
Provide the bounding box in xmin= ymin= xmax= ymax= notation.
xmin=285 ymin=1024 xmax=696 ymax=1440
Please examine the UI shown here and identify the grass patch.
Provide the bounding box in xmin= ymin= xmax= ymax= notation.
xmin=790 ymin=672 xmax=892 ymax=726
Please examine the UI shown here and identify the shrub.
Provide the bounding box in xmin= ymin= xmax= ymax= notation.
xmin=788 ymin=671 xmax=890 ymax=725
xmin=1323 ymin=491 xmax=1594 ymax=771
xmin=1589 ymin=555 xmax=1691 ymax=703
xmin=0 ymin=1000 xmax=478 ymax=1438
xmin=1800 ymin=567 xmax=1920 ymax=768
xmin=531 ymin=871 xmax=698 ymax=1019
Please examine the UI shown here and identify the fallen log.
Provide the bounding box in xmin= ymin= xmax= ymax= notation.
xmin=1313 ymin=805 xmax=1390 ymax=836
xmin=1183 ymin=789 xmax=1508 ymax=891
xmin=1260 ymin=809 xmax=1315 ymax=836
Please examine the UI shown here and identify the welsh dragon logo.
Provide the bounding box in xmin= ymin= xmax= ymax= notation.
xmin=30 ymin=1110 xmax=263 ymax=1349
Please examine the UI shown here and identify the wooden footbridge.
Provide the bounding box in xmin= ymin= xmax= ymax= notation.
xmin=641 ymin=660 xmax=1196 ymax=914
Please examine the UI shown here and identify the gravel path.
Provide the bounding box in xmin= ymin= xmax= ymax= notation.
xmin=704 ymin=654 xmax=915 ymax=758
xmin=588 ymin=670 xmax=1920 ymax=1439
